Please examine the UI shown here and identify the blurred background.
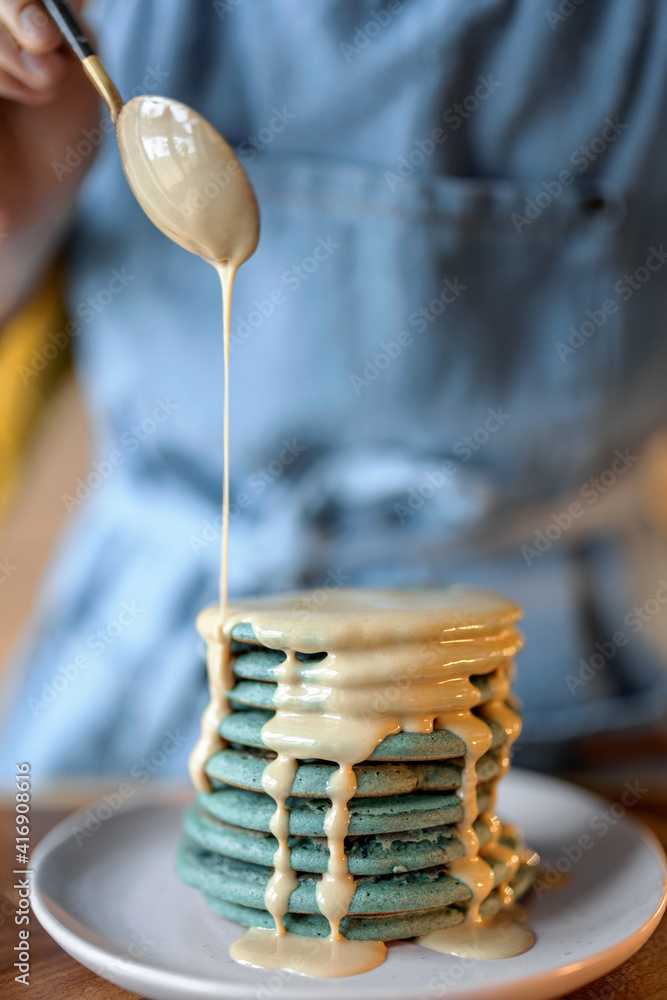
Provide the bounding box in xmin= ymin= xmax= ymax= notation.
xmin=3 ymin=320 xmax=667 ymax=791
xmin=2 ymin=3 xmax=667 ymax=995
xmin=3 ymin=0 xmax=667 ymax=791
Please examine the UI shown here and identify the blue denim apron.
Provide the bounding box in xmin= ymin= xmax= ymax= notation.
xmin=3 ymin=0 xmax=667 ymax=781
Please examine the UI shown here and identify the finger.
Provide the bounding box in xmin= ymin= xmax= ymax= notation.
xmin=0 ymin=2 xmax=63 ymax=54
xmin=0 ymin=62 xmax=59 ymax=102
xmin=0 ymin=22 xmax=65 ymax=90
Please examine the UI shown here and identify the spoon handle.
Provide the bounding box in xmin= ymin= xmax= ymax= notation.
xmin=41 ymin=0 xmax=93 ymax=58
xmin=41 ymin=0 xmax=124 ymax=122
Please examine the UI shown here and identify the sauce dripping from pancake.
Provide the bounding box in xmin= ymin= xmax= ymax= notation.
xmin=194 ymin=589 xmax=535 ymax=974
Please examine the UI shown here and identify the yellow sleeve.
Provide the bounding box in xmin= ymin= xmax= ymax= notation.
xmin=0 ymin=263 xmax=71 ymax=515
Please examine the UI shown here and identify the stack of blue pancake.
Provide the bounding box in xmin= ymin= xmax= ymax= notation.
xmin=178 ymin=621 xmax=534 ymax=941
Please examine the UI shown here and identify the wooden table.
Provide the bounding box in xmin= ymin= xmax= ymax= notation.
xmin=1 ymin=779 xmax=666 ymax=1000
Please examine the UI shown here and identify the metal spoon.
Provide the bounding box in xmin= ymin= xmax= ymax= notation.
xmin=42 ymin=0 xmax=260 ymax=265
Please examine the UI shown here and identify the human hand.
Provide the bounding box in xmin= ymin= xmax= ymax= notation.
xmin=0 ymin=1 xmax=100 ymax=233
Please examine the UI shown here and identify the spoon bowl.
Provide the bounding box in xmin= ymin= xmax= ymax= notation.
xmin=116 ymin=95 xmax=260 ymax=265
xmin=41 ymin=2 xmax=259 ymax=265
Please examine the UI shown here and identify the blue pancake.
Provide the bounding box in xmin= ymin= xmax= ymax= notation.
xmin=205 ymin=745 xmax=501 ymax=796
xmin=177 ymin=835 xmax=534 ymax=940
xmin=199 ymin=783 xmax=493 ymax=837
xmin=219 ymin=708 xmax=509 ymax=762
xmin=229 ymin=678 xmax=501 ymax=713
xmin=183 ymin=805 xmax=493 ymax=875
xmin=178 ymin=834 xmax=524 ymax=915
xmin=200 ymin=861 xmax=534 ymax=941
xmin=230 ymin=645 xmax=498 ymax=703
xmin=203 ymin=896 xmax=467 ymax=939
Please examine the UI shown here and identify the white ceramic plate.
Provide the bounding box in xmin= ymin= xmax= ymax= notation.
xmin=30 ymin=770 xmax=667 ymax=1000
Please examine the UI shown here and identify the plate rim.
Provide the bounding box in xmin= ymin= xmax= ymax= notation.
xmin=29 ymin=770 xmax=667 ymax=1000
